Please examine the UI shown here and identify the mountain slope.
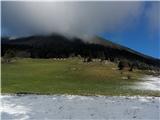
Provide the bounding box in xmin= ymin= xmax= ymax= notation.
xmin=1 ymin=34 xmax=160 ymax=70
xmin=89 ymin=36 xmax=158 ymax=61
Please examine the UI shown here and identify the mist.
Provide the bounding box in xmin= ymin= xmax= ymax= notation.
xmin=1 ymin=1 xmax=159 ymax=38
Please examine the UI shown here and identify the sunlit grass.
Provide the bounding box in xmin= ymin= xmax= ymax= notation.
xmin=1 ymin=58 xmax=159 ymax=96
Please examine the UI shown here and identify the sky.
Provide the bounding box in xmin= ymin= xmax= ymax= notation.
xmin=1 ymin=1 xmax=160 ymax=58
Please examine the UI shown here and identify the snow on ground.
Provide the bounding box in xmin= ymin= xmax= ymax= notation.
xmin=132 ymin=76 xmax=160 ymax=91
xmin=1 ymin=95 xmax=160 ymax=120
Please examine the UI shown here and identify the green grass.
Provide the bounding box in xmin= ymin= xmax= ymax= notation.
xmin=1 ymin=58 xmax=160 ymax=96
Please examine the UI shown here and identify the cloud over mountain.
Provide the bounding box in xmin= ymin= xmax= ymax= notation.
xmin=1 ymin=1 xmax=159 ymax=37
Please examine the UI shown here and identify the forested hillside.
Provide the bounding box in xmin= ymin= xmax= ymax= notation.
xmin=2 ymin=34 xmax=160 ymax=71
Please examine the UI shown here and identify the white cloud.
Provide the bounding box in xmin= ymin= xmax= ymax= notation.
xmin=1 ymin=1 xmax=149 ymax=37
xmin=146 ymin=2 xmax=160 ymax=33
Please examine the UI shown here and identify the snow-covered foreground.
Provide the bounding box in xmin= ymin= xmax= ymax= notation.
xmin=132 ymin=76 xmax=160 ymax=91
xmin=1 ymin=95 xmax=160 ymax=120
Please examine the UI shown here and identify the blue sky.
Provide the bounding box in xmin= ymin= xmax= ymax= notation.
xmin=100 ymin=2 xmax=160 ymax=59
xmin=100 ymin=21 xmax=159 ymax=59
xmin=1 ymin=1 xmax=160 ymax=59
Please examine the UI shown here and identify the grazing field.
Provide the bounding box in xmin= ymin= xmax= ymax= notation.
xmin=1 ymin=58 xmax=160 ymax=96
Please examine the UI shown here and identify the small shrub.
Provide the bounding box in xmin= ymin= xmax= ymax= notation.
xmin=3 ymin=49 xmax=16 ymax=63
xmin=127 ymin=75 xmax=131 ymax=79
xmin=118 ymin=61 xmax=124 ymax=70
xmin=118 ymin=60 xmax=130 ymax=70
xmin=87 ymin=57 xmax=92 ymax=62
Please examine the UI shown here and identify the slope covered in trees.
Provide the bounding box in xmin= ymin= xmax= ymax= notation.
xmin=1 ymin=33 xmax=160 ymax=71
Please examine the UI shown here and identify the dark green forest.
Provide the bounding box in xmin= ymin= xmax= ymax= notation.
xmin=2 ymin=34 xmax=160 ymax=71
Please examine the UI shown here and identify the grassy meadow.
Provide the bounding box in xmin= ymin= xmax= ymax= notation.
xmin=1 ymin=58 xmax=160 ymax=96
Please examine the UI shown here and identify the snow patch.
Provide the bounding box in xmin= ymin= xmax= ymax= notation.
xmin=132 ymin=76 xmax=160 ymax=91
xmin=1 ymin=95 xmax=159 ymax=120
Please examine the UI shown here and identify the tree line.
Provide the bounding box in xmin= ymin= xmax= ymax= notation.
xmin=1 ymin=34 xmax=160 ymax=71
